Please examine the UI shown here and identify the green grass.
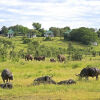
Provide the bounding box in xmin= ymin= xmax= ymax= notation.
xmin=0 ymin=36 xmax=100 ymax=99
xmin=0 ymin=59 xmax=100 ymax=100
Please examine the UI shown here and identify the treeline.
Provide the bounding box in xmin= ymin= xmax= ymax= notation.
xmin=0 ymin=23 xmax=100 ymax=45
xmin=0 ymin=23 xmax=70 ymax=37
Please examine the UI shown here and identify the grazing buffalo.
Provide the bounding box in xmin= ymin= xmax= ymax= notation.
xmin=1 ymin=69 xmax=13 ymax=83
xmin=34 ymin=56 xmax=45 ymax=61
xmin=57 ymin=54 xmax=66 ymax=62
xmin=76 ymin=67 xmax=100 ymax=80
xmin=50 ymin=58 xmax=56 ymax=62
xmin=25 ymin=54 xmax=33 ymax=61
xmin=33 ymin=76 xmax=56 ymax=85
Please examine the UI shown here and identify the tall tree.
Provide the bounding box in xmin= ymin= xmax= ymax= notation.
xmin=1 ymin=26 xmax=8 ymax=35
xmin=32 ymin=22 xmax=41 ymax=30
xmin=97 ymin=29 xmax=100 ymax=37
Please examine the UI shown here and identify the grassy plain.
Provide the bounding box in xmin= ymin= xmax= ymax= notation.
xmin=0 ymin=36 xmax=100 ymax=100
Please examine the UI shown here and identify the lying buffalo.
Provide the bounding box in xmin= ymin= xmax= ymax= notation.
xmin=50 ymin=58 xmax=56 ymax=62
xmin=34 ymin=56 xmax=45 ymax=61
xmin=57 ymin=54 xmax=66 ymax=62
xmin=25 ymin=54 xmax=33 ymax=61
xmin=76 ymin=67 xmax=100 ymax=80
xmin=33 ymin=76 xmax=56 ymax=85
xmin=57 ymin=79 xmax=76 ymax=85
xmin=0 ymin=83 xmax=13 ymax=89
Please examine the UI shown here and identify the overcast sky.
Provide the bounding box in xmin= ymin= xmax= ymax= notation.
xmin=0 ymin=0 xmax=100 ymax=29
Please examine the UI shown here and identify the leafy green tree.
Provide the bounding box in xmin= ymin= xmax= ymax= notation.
xmin=49 ymin=27 xmax=60 ymax=37
xmin=32 ymin=22 xmax=41 ymax=30
xmin=28 ymin=29 xmax=35 ymax=38
xmin=49 ymin=26 xmax=70 ymax=37
xmin=60 ymin=26 xmax=70 ymax=39
xmin=27 ymin=41 xmax=40 ymax=55
xmin=97 ymin=29 xmax=100 ymax=37
xmin=69 ymin=27 xmax=98 ymax=45
xmin=9 ymin=25 xmax=29 ymax=36
xmin=1 ymin=26 xmax=8 ymax=35
xmin=39 ymin=28 xmax=46 ymax=36
xmin=72 ymin=51 xmax=83 ymax=61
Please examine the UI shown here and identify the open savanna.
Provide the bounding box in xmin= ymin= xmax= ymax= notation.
xmin=0 ymin=36 xmax=100 ymax=100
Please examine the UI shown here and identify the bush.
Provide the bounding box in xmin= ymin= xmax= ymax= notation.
xmin=22 ymin=37 xmax=31 ymax=44
xmin=27 ymin=43 xmax=67 ymax=57
xmin=72 ymin=52 xmax=83 ymax=61
xmin=92 ymin=51 xmax=96 ymax=57
xmin=44 ymin=37 xmax=52 ymax=41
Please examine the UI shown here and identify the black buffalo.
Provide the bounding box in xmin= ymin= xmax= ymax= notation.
xmin=25 ymin=54 xmax=33 ymax=61
xmin=50 ymin=58 xmax=56 ymax=62
xmin=0 ymin=83 xmax=13 ymax=89
xmin=76 ymin=67 xmax=100 ymax=80
xmin=34 ymin=56 xmax=45 ymax=61
xmin=57 ymin=79 xmax=76 ymax=85
xmin=1 ymin=69 xmax=13 ymax=83
xmin=57 ymin=54 xmax=66 ymax=62
xmin=33 ymin=76 xmax=56 ymax=85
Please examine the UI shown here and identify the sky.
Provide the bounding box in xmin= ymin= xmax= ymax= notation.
xmin=0 ymin=0 xmax=100 ymax=29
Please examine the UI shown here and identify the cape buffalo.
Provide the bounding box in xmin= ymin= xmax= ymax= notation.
xmin=76 ymin=67 xmax=100 ymax=80
xmin=34 ymin=56 xmax=45 ymax=61
xmin=25 ymin=54 xmax=33 ymax=61
xmin=33 ymin=76 xmax=56 ymax=85
xmin=57 ymin=54 xmax=66 ymax=62
xmin=50 ymin=58 xmax=56 ymax=62
xmin=57 ymin=79 xmax=76 ymax=85
xmin=0 ymin=83 xmax=13 ymax=89
xmin=1 ymin=69 xmax=13 ymax=83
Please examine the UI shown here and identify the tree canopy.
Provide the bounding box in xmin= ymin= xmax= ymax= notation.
xmin=1 ymin=26 xmax=8 ymax=35
xmin=32 ymin=22 xmax=41 ymax=30
xmin=68 ymin=27 xmax=98 ymax=45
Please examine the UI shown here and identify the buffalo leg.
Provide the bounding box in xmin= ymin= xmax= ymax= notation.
xmin=85 ymin=76 xmax=88 ymax=80
xmin=6 ymin=79 xmax=8 ymax=83
xmin=96 ymin=75 xmax=98 ymax=80
xmin=3 ymin=79 xmax=5 ymax=83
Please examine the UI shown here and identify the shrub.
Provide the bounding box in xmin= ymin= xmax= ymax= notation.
xmin=44 ymin=37 xmax=52 ymax=41
xmin=22 ymin=37 xmax=31 ymax=44
xmin=72 ymin=52 xmax=83 ymax=61
xmin=92 ymin=51 xmax=96 ymax=57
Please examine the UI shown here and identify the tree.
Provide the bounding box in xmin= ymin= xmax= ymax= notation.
xmin=39 ymin=28 xmax=46 ymax=36
xmin=97 ymin=29 xmax=100 ymax=37
xmin=72 ymin=51 xmax=83 ymax=61
xmin=49 ymin=27 xmax=60 ymax=37
xmin=1 ymin=26 xmax=8 ymax=35
xmin=60 ymin=26 xmax=70 ymax=39
xmin=8 ymin=25 xmax=29 ymax=36
xmin=68 ymin=27 xmax=98 ymax=45
xmin=49 ymin=26 xmax=70 ymax=37
xmin=28 ymin=29 xmax=35 ymax=38
xmin=32 ymin=22 xmax=41 ymax=30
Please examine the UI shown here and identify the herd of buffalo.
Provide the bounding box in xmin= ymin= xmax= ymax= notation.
xmin=0 ymin=67 xmax=100 ymax=89
xmin=25 ymin=54 xmax=66 ymax=62
xmin=0 ymin=54 xmax=100 ymax=89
